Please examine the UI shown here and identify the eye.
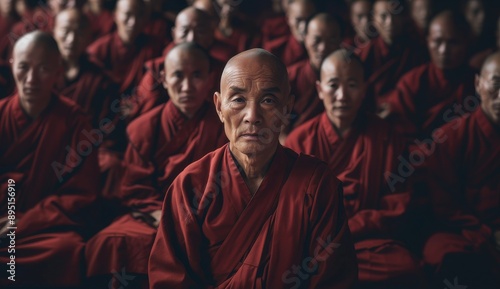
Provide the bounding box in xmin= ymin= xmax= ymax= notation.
xmin=173 ymin=71 xmax=183 ymax=78
xmin=262 ymin=97 xmax=277 ymax=105
xmin=329 ymin=83 xmax=339 ymax=90
xmin=232 ymin=96 xmax=245 ymax=103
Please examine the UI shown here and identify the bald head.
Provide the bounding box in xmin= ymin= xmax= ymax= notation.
xmin=54 ymin=8 xmax=91 ymax=60
xmin=14 ymin=30 xmax=61 ymax=59
xmin=287 ymin=0 xmax=316 ymax=43
xmin=165 ymin=42 xmax=211 ymax=72
xmin=476 ymin=51 xmax=500 ymax=126
xmin=115 ymin=0 xmax=147 ymax=44
xmin=427 ymin=10 xmax=470 ymax=70
xmin=320 ymin=49 xmax=364 ymax=81
xmin=304 ymin=13 xmax=342 ymax=71
xmin=173 ymin=7 xmax=215 ymax=48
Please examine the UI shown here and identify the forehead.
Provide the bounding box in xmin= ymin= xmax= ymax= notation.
xmin=165 ymin=50 xmax=208 ymax=70
xmin=116 ymin=0 xmax=141 ymax=12
xmin=352 ymin=1 xmax=371 ymax=11
xmin=56 ymin=12 xmax=83 ymax=28
xmin=288 ymin=2 xmax=314 ymax=16
xmin=222 ymin=60 xmax=285 ymax=91
xmin=176 ymin=11 xmax=206 ymax=26
xmin=429 ymin=19 xmax=461 ymax=37
xmin=14 ymin=42 xmax=58 ymax=63
xmin=482 ymin=59 xmax=500 ymax=77
xmin=321 ymin=58 xmax=363 ymax=79
xmin=307 ymin=19 xmax=339 ymax=35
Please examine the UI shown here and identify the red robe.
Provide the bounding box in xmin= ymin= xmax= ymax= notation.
xmin=87 ymin=32 xmax=163 ymax=94
xmin=421 ymin=108 xmax=500 ymax=270
xmin=260 ymin=14 xmax=289 ymax=43
xmin=214 ymin=20 xmax=261 ymax=54
xmin=263 ymin=33 xmax=307 ymax=67
xmin=358 ymin=36 xmax=428 ymax=109
xmin=86 ymin=9 xmax=115 ymax=43
xmin=144 ymin=12 xmax=173 ymax=47
xmin=0 ymin=94 xmax=99 ymax=287
xmin=287 ymin=59 xmax=324 ymax=132
xmin=385 ymin=63 xmax=476 ymax=138
xmin=149 ymin=144 xmax=357 ymax=288
xmin=85 ymin=101 xmax=227 ymax=279
xmin=286 ymin=113 xmax=423 ymax=287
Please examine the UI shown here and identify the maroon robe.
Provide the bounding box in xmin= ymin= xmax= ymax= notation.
xmin=144 ymin=12 xmax=173 ymax=47
xmin=260 ymin=14 xmax=289 ymax=43
xmin=86 ymin=9 xmax=115 ymax=43
xmin=385 ymin=63 xmax=476 ymax=138
xmin=0 ymin=94 xmax=99 ymax=287
xmin=358 ymin=35 xmax=428 ymax=109
xmin=87 ymin=32 xmax=163 ymax=94
xmin=286 ymin=113 xmax=422 ymax=287
xmin=85 ymin=101 xmax=227 ymax=279
xmin=263 ymin=33 xmax=308 ymax=67
xmin=470 ymin=48 xmax=496 ymax=71
xmin=287 ymin=59 xmax=324 ymax=132
xmin=149 ymin=144 xmax=358 ymax=288
xmin=421 ymin=108 xmax=500 ymax=270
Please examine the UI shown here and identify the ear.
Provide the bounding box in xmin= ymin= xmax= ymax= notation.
xmin=161 ymin=69 xmax=168 ymax=90
xmin=171 ymin=26 xmax=176 ymax=42
xmin=316 ymin=80 xmax=324 ymax=100
xmin=214 ymin=91 xmax=223 ymax=122
xmin=475 ymin=74 xmax=480 ymax=93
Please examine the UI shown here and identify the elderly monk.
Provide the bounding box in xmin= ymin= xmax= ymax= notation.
xmin=359 ymin=0 xmax=428 ymax=110
xmin=263 ymin=0 xmax=316 ymax=66
xmin=421 ymin=51 xmax=500 ymax=289
xmin=87 ymin=0 xmax=163 ymax=96
xmin=149 ymin=48 xmax=357 ymax=288
xmin=286 ymin=12 xmax=342 ymax=133
xmin=344 ymin=0 xmax=373 ymax=50
xmin=0 ymin=31 xmax=99 ymax=287
xmin=286 ymin=49 xmax=423 ymax=288
xmin=85 ymin=42 xmax=227 ymax=289
xmin=132 ymin=7 xmax=232 ymax=119
xmin=383 ymin=11 xmax=476 ymax=139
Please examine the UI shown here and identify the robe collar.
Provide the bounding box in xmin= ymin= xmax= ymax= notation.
xmin=476 ymin=107 xmax=500 ymax=143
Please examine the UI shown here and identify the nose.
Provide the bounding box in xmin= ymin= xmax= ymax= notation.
xmin=126 ymin=16 xmax=136 ymax=28
xmin=317 ymin=41 xmax=326 ymax=54
xmin=336 ymin=85 xmax=346 ymax=101
xmin=181 ymin=76 xmax=193 ymax=91
xmin=438 ymin=42 xmax=448 ymax=55
xmin=66 ymin=31 xmax=75 ymax=44
xmin=26 ymin=68 xmax=37 ymax=84
xmin=243 ymin=100 xmax=262 ymax=125
xmin=186 ymin=30 xmax=195 ymax=42
xmin=385 ymin=15 xmax=393 ymax=27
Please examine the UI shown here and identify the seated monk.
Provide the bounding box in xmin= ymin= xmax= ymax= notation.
xmin=421 ymin=51 xmax=500 ymax=289
xmin=358 ymin=0 xmax=428 ymax=111
xmin=0 ymin=31 xmax=99 ymax=287
xmin=143 ymin=0 xmax=173 ymax=46
xmin=383 ymin=11 xmax=476 ymax=139
xmin=149 ymin=48 xmax=358 ymax=288
xmin=409 ymin=0 xmax=434 ymax=42
xmin=343 ymin=0 xmax=373 ymax=53
xmin=87 ymin=0 xmax=163 ymax=97
xmin=132 ymin=7 xmax=231 ymax=119
xmin=85 ymin=42 xmax=227 ymax=289
xmin=286 ymin=12 xmax=342 ymax=133
xmin=262 ymin=0 xmax=316 ymax=66
xmin=53 ymin=8 xmax=125 ymax=199
xmin=286 ymin=49 xmax=424 ymax=289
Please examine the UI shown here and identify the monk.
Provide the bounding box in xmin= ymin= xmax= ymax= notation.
xmin=344 ymin=0 xmax=373 ymax=50
xmin=286 ymin=49 xmax=423 ymax=288
xmin=410 ymin=0 xmax=433 ymax=37
xmin=86 ymin=42 xmax=227 ymax=289
xmin=260 ymin=0 xmax=290 ymax=43
xmin=132 ymin=7 xmax=231 ymax=119
xmin=462 ymin=0 xmax=496 ymax=55
xmin=286 ymin=12 xmax=342 ymax=133
xmin=383 ymin=11 xmax=476 ymax=139
xmin=0 ymin=31 xmax=99 ymax=287
xmin=421 ymin=51 xmax=500 ymax=289
xmin=84 ymin=0 xmax=116 ymax=41
xmin=263 ymin=0 xmax=316 ymax=66
xmin=87 ymin=0 xmax=163 ymax=96
xmin=149 ymin=48 xmax=357 ymax=288
xmin=358 ymin=0 xmax=428 ymax=110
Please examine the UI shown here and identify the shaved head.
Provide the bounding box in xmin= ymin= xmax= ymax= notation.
xmin=304 ymin=13 xmax=342 ymax=70
xmin=476 ymin=51 xmax=500 ymax=125
xmin=54 ymin=8 xmax=91 ymax=60
xmin=55 ymin=8 xmax=90 ymax=29
xmin=173 ymin=7 xmax=215 ymax=48
xmin=14 ymin=30 xmax=61 ymax=59
xmin=286 ymin=0 xmax=316 ymax=43
xmin=165 ymin=42 xmax=211 ymax=71
xmin=320 ymin=49 xmax=364 ymax=80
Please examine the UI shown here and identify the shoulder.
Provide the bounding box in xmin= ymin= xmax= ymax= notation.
xmin=126 ymin=103 xmax=165 ymax=144
xmin=286 ymin=114 xmax=322 ymax=149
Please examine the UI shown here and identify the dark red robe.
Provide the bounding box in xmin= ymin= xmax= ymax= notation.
xmin=286 ymin=113 xmax=422 ymax=287
xmin=85 ymin=101 xmax=227 ymax=279
xmin=385 ymin=63 xmax=476 ymax=138
xmin=86 ymin=9 xmax=115 ymax=43
xmin=0 ymin=94 xmax=99 ymax=287
xmin=286 ymin=59 xmax=324 ymax=132
xmin=260 ymin=14 xmax=289 ymax=43
xmin=149 ymin=144 xmax=358 ymax=288
xmin=263 ymin=33 xmax=308 ymax=67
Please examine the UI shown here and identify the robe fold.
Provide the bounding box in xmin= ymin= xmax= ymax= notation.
xmin=385 ymin=63 xmax=476 ymax=139
xmin=87 ymin=32 xmax=163 ymax=95
xmin=286 ymin=113 xmax=423 ymax=287
xmin=263 ymin=33 xmax=307 ymax=67
xmin=86 ymin=9 xmax=115 ymax=43
xmin=358 ymin=36 xmax=428 ymax=109
xmin=144 ymin=12 xmax=173 ymax=47
xmin=421 ymin=108 xmax=500 ymax=270
xmin=287 ymin=59 xmax=324 ymax=132
xmin=260 ymin=14 xmax=289 ymax=43
xmin=85 ymin=101 xmax=227 ymax=278
xmin=149 ymin=144 xmax=358 ymax=288
xmin=0 ymin=94 xmax=99 ymax=287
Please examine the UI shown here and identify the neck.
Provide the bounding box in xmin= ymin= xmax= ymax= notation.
xmin=19 ymin=95 xmax=51 ymax=119
xmin=230 ymin=144 xmax=277 ymax=193
xmin=331 ymin=116 xmax=353 ymax=137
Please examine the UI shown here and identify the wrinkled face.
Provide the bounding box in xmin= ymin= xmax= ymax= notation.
xmin=464 ymin=0 xmax=484 ymax=37
xmin=214 ymin=57 xmax=291 ymax=158
xmin=13 ymin=42 xmax=62 ymax=106
xmin=286 ymin=1 xmax=315 ymax=43
xmin=351 ymin=1 xmax=372 ymax=39
xmin=317 ymin=57 xmax=365 ymax=128
xmin=476 ymin=60 xmax=500 ymax=125
xmin=53 ymin=12 xmax=90 ymax=60
xmin=0 ymin=0 xmax=16 ymax=16
xmin=115 ymin=0 xmax=146 ymax=44
xmin=173 ymin=10 xmax=214 ymax=49
xmin=427 ymin=20 xmax=468 ymax=70
xmin=411 ymin=0 xmax=431 ymax=30
xmin=373 ymin=1 xmax=405 ymax=45
xmin=163 ymin=49 xmax=210 ymax=118
xmin=304 ymin=19 xmax=341 ymax=71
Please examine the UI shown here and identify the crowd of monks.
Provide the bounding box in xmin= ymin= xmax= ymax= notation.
xmin=0 ymin=0 xmax=499 ymax=288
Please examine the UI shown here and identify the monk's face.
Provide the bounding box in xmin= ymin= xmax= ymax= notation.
xmin=216 ymin=0 xmax=236 ymax=20
xmin=427 ymin=18 xmax=468 ymax=70
xmin=115 ymin=0 xmax=146 ymax=44
xmin=350 ymin=0 xmax=372 ymax=40
xmin=317 ymin=56 xmax=365 ymax=128
xmin=12 ymin=42 xmax=62 ymax=106
xmin=373 ymin=0 xmax=405 ymax=45
xmin=215 ymin=56 xmax=292 ymax=158
xmin=49 ymin=0 xmax=75 ymax=14
xmin=0 ymin=0 xmax=16 ymax=16
xmin=411 ymin=0 xmax=431 ymax=30
xmin=476 ymin=59 xmax=500 ymax=125
xmin=464 ymin=0 xmax=484 ymax=37
xmin=304 ymin=18 xmax=341 ymax=71
xmin=173 ymin=9 xmax=214 ymax=49
xmin=54 ymin=11 xmax=90 ymax=61
xmin=286 ymin=1 xmax=315 ymax=43
xmin=163 ymin=49 xmax=210 ymax=118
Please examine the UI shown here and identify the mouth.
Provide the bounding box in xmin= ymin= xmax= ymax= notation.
xmin=23 ymin=87 xmax=39 ymax=94
xmin=240 ymin=132 xmax=261 ymax=140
